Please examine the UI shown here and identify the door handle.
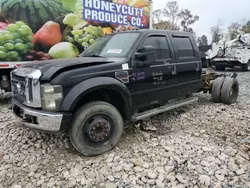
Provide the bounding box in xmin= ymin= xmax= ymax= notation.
xmin=163 ymin=61 xmax=171 ymax=65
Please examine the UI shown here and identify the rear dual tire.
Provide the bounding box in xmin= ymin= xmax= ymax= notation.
xmin=211 ymin=77 xmax=225 ymax=103
xmin=221 ymin=78 xmax=239 ymax=104
xmin=211 ymin=77 xmax=239 ymax=104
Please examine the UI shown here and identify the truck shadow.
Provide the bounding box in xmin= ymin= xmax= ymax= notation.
xmin=4 ymin=94 xmax=219 ymax=159
xmin=123 ymin=93 xmax=217 ymax=138
xmin=124 ymin=102 xmax=202 ymax=137
xmin=0 ymin=98 xmax=12 ymax=105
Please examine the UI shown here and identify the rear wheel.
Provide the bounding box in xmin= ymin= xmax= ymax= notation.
xmin=69 ymin=101 xmax=124 ymax=156
xmin=211 ymin=77 xmax=225 ymax=103
xmin=221 ymin=78 xmax=239 ymax=104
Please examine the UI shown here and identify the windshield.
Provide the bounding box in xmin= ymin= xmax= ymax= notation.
xmin=80 ymin=32 xmax=140 ymax=58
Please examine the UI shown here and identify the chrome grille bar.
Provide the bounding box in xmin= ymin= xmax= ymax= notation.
xmin=11 ymin=68 xmax=42 ymax=108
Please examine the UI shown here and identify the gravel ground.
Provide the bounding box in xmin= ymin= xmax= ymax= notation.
xmin=0 ymin=70 xmax=250 ymax=188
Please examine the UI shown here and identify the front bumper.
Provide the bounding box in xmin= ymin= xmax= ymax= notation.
xmin=12 ymin=99 xmax=71 ymax=132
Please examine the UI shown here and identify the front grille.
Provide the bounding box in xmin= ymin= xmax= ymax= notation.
xmin=11 ymin=75 xmax=26 ymax=103
xmin=11 ymin=68 xmax=42 ymax=108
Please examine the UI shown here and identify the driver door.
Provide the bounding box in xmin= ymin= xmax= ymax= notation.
xmin=127 ymin=34 xmax=175 ymax=108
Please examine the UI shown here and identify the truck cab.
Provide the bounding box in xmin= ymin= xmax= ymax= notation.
xmin=11 ymin=29 xmax=202 ymax=156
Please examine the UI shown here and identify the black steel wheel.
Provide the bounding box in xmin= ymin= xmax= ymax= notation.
xmin=82 ymin=114 xmax=115 ymax=144
xmin=69 ymin=101 xmax=124 ymax=156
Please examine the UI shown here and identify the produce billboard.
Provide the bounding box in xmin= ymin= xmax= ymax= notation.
xmin=0 ymin=0 xmax=151 ymax=62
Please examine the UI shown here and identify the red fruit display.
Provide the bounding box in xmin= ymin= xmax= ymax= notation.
xmin=25 ymin=50 xmax=52 ymax=61
xmin=33 ymin=21 xmax=62 ymax=48
xmin=0 ymin=22 xmax=8 ymax=30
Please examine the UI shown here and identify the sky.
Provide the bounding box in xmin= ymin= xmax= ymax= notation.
xmin=152 ymin=0 xmax=250 ymax=42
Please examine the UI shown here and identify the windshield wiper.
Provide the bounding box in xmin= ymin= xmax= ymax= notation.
xmin=89 ymin=54 xmax=105 ymax=58
xmin=79 ymin=54 xmax=106 ymax=58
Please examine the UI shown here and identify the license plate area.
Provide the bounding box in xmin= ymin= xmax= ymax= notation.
xmin=13 ymin=105 xmax=38 ymax=124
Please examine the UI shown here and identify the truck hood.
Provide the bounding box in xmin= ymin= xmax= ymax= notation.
xmin=21 ymin=57 xmax=113 ymax=70
xmin=20 ymin=57 xmax=114 ymax=80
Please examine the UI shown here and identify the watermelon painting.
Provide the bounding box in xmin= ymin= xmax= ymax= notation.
xmin=0 ymin=0 xmax=151 ymax=62
xmin=0 ymin=0 xmax=71 ymax=32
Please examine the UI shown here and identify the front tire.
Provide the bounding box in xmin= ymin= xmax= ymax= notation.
xmin=69 ymin=101 xmax=124 ymax=156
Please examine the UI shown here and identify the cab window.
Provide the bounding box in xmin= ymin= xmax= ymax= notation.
xmin=141 ymin=36 xmax=171 ymax=60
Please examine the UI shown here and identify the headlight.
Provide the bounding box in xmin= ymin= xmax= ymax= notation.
xmin=40 ymin=84 xmax=63 ymax=111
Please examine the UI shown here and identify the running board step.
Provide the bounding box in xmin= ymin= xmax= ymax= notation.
xmin=132 ymin=97 xmax=198 ymax=121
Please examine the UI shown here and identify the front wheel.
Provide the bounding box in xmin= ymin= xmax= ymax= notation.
xmin=69 ymin=101 xmax=124 ymax=156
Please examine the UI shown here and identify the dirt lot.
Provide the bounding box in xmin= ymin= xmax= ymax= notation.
xmin=0 ymin=70 xmax=250 ymax=188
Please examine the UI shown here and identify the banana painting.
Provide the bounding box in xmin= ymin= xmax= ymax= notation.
xmin=110 ymin=0 xmax=150 ymax=30
xmin=126 ymin=0 xmax=150 ymax=8
xmin=143 ymin=6 xmax=150 ymax=17
xmin=113 ymin=0 xmax=150 ymax=8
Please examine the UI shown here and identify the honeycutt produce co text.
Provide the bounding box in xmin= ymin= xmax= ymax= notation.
xmin=0 ymin=0 xmax=152 ymax=64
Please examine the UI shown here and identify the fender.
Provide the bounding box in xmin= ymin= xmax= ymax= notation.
xmin=60 ymin=77 xmax=132 ymax=118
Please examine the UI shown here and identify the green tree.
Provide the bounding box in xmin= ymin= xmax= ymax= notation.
xmin=197 ymin=35 xmax=208 ymax=46
xmin=228 ymin=22 xmax=241 ymax=40
xmin=162 ymin=1 xmax=199 ymax=32
xmin=152 ymin=9 xmax=162 ymax=24
xmin=178 ymin=9 xmax=199 ymax=33
xmin=211 ymin=20 xmax=223 ymax=43
xmin=241 ymin=21 xmax=250 ymax=34
xmin=162 ymin=1 xmax=180 ymax=30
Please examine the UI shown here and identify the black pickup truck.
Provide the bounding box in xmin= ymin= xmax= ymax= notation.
xmin=10 ymin=29 xmax=239 ymax=156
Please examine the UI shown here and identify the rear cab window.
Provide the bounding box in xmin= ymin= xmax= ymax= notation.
xmin=172 ymin=35 xmax=197 ymax=62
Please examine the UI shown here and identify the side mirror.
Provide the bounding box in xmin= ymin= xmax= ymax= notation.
xmin=134 ymin=45 xmax=156 ymax=68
